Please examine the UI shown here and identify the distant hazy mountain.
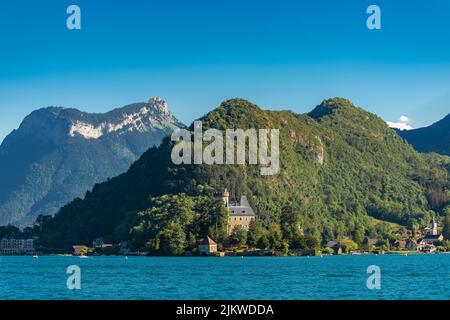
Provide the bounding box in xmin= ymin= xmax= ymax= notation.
xmin=0 ymin=98 xmax=184 ymax=227
xmin=399 ymin=114 xmax=450 ymax=156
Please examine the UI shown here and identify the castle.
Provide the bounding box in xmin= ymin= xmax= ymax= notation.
xmin=222 ymin=189 xmax=256 ymax=235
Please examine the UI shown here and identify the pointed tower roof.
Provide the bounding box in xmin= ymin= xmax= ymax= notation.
xmin=198 ymin=236 xmax=217 ymax=246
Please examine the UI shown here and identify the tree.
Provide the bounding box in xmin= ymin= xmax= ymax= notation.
xmin=322 ymin=224 xmax=335 ymax=243
xmin=198 ymin=198 xmax=228 ymax=242
xmin=158 ymin=221 xmax=186 ymax=256
xmin=340 ymin=239 xmax=359 ymax=253
xmin=335 ymin=221 xmax=346 ymax=240
xmin=0 ymin=225 xmax=22 ymax=239
xmin=257 ymin=234 xmax=270 ymax=249
xmin=375 ymin=221 xmax=391 ymax=239
xmin=443 ymin=214 xmax=450 ymax=240
xmin=411 ymin=220 xmax=420 ymax=236
xmin=229 ymin=226 xmax=247 ymax=247
xmin=247 ymin=220 xmax=264 ymax=247
xmin=280 ymin=204 xmax=302 ymax=243
xmin=361 ymin=237 xmax=374 ymax=253
xmin=426 ymin=188 xmax=449 ymax=210
xmin=130 ymin=194 xmax=230 ymax=255
xmin=303 ymin=234 xmax=320 ymax=250
xmin=353 ymin=226 xmax=365 ymax=245
xmin=268 ymin=223 xmax=283 ymax=249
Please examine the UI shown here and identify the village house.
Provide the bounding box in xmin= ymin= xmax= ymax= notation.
xmin=222 ymin=189 xmax=256 ymax=235
xmin=419 ymin=243 xmax=436 ymax=253
xmin=405 ymin=218 xmax=444 ymax=253
xmin=424 ymin=233 xmax=444 ymax=245
xmin=394 ymin=240 xmax=407 ymax=249
xmin=0 ymin=238 xmax=35 ymax=255
xmin=407 ymin=239 xmax=436 ymax=253
xmin=326 ymin=240 xmax=343 ymax=255
xmin=72 ymin=245 xmax=87 ymax=256
xmin=406 ymin=239 xmax=419 ymax=251
xmin=197 ymin=236 xmax=218 ymax=255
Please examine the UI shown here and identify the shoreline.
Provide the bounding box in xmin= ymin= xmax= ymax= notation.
xmin=2 ymin=251 xmax=450 ymax=258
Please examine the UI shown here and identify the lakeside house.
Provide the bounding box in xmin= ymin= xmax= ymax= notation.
xmin=326 ymin=241 xmax=343 ymax=254
xmin=222 ymin=189 xmax=256 ymax=235
xmin=72 ymin=245 xmax=87 ymax=256
xmin=0 ymin=238 xmax=34 ymax=255
xmin=423 ymin=233 xmax=444 ymax=245
xmin=197 ymin=236 xmax=218 ymax=255
xmin=406 ymin=239 xmax=433 ymax=252
xmin=394 ymin=240 xmax=407 ymax=249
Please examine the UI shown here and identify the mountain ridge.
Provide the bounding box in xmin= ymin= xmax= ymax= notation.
xmin=0 ymin=97 xmax=184 ymax=227
xmin=399 ymin=113 xmax=450 ymax=156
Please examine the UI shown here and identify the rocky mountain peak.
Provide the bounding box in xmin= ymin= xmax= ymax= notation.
xmin=148 ymin=97 xmax=170 ymax=114
xmin=9 ymin=98 xmax=182 ymax=141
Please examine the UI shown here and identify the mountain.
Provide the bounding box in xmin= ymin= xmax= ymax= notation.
xmin=398 ymin=113 xmax=450 ymax=156
xmin=38 ymin=98 xmax=450 ymax=253
xmin=0 ymin=97 xmax=184 ymax=227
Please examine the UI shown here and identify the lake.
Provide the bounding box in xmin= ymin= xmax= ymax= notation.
xmin=1 ymin=254 xmax=449 ymax=300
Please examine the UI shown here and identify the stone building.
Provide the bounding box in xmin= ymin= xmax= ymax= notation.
xmin=198 ymin=236 xmax=218 ymax=255
xmin=222 ymin=189 xmax=256 ymax=235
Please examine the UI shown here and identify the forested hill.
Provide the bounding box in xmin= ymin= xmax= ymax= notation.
xmin=38 ymin=98 xmax=450 ymax=253
xmin=399 ymin=113 xmax=450 ymax=156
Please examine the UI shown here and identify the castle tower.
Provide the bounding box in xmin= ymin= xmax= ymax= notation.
xmin=222 ymin=189 xmax=230 ymax=208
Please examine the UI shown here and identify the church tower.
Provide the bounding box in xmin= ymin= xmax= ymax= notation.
xmin=431 ymin=217 xmax=438 ymax=236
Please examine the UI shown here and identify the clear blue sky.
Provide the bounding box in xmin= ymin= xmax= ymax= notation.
xmin=1 ymin=0 xmax=450 ymax=142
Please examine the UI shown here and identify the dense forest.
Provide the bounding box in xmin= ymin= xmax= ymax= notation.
xmin=36 ymin=98 xmax=450 ymax=254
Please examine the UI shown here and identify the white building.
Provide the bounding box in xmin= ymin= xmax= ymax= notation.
xmin=0 ymin=238 xmax=35 ymax=255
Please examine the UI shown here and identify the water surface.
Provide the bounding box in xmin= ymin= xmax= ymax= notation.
xmin=1 ymin=255 xmax=449 ymax=300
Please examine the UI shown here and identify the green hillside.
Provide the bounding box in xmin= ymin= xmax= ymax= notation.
xmin=38 ymin=98 xmax=450 ymax=254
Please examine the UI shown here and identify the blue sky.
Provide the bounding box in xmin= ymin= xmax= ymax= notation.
xmin=0 ymin=0 xmax=449 ymax=142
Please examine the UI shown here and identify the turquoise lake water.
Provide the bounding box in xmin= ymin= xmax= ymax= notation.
xmin=1 ymin=255 xmax=449 ymax=300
